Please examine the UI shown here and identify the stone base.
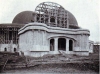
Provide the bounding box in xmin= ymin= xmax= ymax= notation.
xmin=74 ymin=51 xmax=89 ymax=56
xmin=23 ymin=51 xmax=49 ymax=57
xmin=21 ymin=51 xmax=90 ymax=57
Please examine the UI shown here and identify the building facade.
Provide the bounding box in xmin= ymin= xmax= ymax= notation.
xmin=0 ymin=2 xmax=93 ymax=57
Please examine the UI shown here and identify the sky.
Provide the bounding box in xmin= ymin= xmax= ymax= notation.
xmin=0 ymin=0 xmax=99 ymax=42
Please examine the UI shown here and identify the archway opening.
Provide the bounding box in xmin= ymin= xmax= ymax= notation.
xmin=50 ymin=39 xmax=54 ymax=51
xmin=4 ymin=48 xmax=7 ymax=51
xmin=58 ymin=38 xmax=66 ymax=51
xmin=50 ymin=17 xmax=55 ymax=23
xmin=69 ymin=40 xmax=73 ymax=51
xmin=14 ymin=48 xmax=16 ymax=52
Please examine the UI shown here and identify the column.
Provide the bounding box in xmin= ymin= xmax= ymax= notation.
xmin=8 ymin=28 xmax=9 ymax=44
xmin=54 ymin=37 xmax=58 ymax=51
xmin=55 ymin=16 xmax=57 ymax=26
xmin=66 ymin=38 xmax=69 ymax=52
xmin=80 ymin=34 xmax=82 ymax=50
xmin=7 ymin=29 xmax=8 ymax=44
xmin=67 ymin=12 xmax=69 ymax=28
xmin=5 ymin=31 xmax=6 ymax=43
xmin=34 ymin=14 xmax=36 ymax=22
xmin=15 ymin=31 xmax=16 ymax=44
xmin=48 ymin=15 xmax=50 ymax=26
xmin=12 ymin=28 xmax=13 ymax=43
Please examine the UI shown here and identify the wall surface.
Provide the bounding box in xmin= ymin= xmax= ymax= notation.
xmin=18 ymin=23 xmax=91 ymax=57
xmin=0 ymin=44 xmax=18 ymax=52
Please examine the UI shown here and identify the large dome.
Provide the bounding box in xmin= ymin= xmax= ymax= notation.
xmin=12 ymin=2 xmax=79 ymax=29
xmin=12 ymin=11 xmax=35 ymax=24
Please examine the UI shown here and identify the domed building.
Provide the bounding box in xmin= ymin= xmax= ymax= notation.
xmin=0 ymin=2 xmax=93 ymax=57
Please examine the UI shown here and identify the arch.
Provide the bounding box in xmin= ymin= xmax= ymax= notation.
xmin=4 ymin=47 xmax=7 ymax=51
xmin=50 ymin=16 xmax=55 ymax=23
xmin=50 ymin=39 xmax=54 ymax=51
xmin=14 ymin=48 xmax=17 ymax=52
xmin=48 ymin=36 xmax=77 ymax=41
xmin=69 ymin=40 xmax=73 ymax=51
xmin=58 ymin=38 xmax=66 ymax=51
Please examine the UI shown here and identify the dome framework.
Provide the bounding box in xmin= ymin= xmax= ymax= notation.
xmin=0 ymin=1 xmax=93 ymax=57
xmin=35 ymin=2 xmax=69 ymax=28
xmin=12 ymin=2 xmax=79 ymax=29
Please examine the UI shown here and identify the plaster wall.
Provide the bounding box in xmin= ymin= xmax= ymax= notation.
xmin=19 ymin=30 xmax=49 ymax=52
xmin=0 ymin=44 xmax=17 ymax=52
xmin=18 ymin=23 xmax=91 ymax=57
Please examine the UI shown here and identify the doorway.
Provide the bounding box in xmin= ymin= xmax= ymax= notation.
xmin=69 ymin=40 xmax=73 ymax=51
xmin=58 ymin=38 xmax=66 ymax=51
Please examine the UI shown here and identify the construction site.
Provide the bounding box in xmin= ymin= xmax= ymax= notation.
xmin=0 ymin=44 xmax=99 ymax=73
xmin=0 ymin=1 xmax=99 ymax=74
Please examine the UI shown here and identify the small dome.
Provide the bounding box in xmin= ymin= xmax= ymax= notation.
xmin=12 ymin=11 xmax=35 ymax=24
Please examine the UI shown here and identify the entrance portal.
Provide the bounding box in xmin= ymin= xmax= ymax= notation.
xmin=58 ymin=38 xmax=66 ymax=51
xmin=69 ymin=40 xmax=73 ymax=51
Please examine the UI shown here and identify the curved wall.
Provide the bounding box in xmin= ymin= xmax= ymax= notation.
xmin=18 ymin=22 xmax=90 ymax=57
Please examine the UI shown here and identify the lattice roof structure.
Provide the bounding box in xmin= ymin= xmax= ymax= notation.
xmin=35 ymin=2 xmax=69 ymax=28
xmin=12 ymin=2 xmax=79 ymax=29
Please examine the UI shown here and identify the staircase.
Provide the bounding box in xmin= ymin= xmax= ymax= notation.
xmin=58 ymin=50 xmax=66 ymax=55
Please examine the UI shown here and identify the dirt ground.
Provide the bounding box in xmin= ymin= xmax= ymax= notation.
xmin=2 ymin=63 xmax=98 ymax=74
xmin=1 ymin=53 xmax=99 ymax=74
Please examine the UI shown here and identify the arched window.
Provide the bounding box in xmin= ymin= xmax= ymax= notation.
xmin=50 ymin=17 xmax=55 ymax=23
xmin=58 ymin=38 xmax=66 ymax=51
xmin=4 ymin=48 xmax=7 ymax=51
xmin=69 ymin=40 xmax=73 ymax=51
xmin=14 ymin=48 xmax=16 ymax=52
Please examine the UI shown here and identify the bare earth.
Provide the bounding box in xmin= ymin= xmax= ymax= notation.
xmin=1 ymin=54 xmax=99 ymax=74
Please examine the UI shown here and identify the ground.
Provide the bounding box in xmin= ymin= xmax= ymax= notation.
xmin=1 ymin=52 xmax=99 ymax=74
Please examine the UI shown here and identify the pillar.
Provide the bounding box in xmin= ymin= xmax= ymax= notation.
xmin=48 ymin=15 xmax=50 ymax=26
xmin=66 ymin=38 xmax=69 ymax=52
xmin=67 ymin=12 xmax=69 ymax=28
xmin=34 ymin=14 xmax=37 ymax=22
xmin=8 ymin=28 xmax=9 ymax=43
xmin=54 ymin=37 xmax=58 ymax=51
xmin=55 ymin=16 xmax=57 ymax=26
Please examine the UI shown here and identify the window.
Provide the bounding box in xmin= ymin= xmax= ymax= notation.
xmin=14 ymin=48 xmax=16 ymax=52
xmin=69 ymin=40 xmax=73 ymax=51
xmin=4 ymin=48 xmax=7 ymax=51
xmin=50 ymin=17 xmax=55 ymax=23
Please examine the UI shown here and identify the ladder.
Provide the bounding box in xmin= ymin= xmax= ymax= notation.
xmin=2 ymin=58 xmax=8 ymax=71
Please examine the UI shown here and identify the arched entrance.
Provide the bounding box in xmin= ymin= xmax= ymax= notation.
xmin=50 ymin=39 xmax=54 ymax=51
xmin=14 ymin=48 xmax=17 ymax=52
xmin=50 ymin=16 xmax=55 ymax=23
xmin=69 ymin=40 xmax=73 ymax=51
xmin=4 ymin=48 xmax=7 ymax=51
xmin=58 ymin=38 xmax=66 ymax=51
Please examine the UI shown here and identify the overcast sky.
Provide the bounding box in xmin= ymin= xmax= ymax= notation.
xmin=0 ymin=0 xmax=99 ymax=42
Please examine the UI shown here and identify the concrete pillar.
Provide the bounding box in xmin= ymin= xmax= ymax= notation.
xmin=66 ymin=38 xmax=69 ymax=52
xmin=55 ymin=17 xmax=57 ymax=26
xmin=48 ymin=15 xmax=50 ymax=26
xmin=34 ymin=14 xmax=36 ymax=22
xmin=67 ymin=12 xmax=69 ymax=28
xmin=54 ymin=37 xmax=58 ymax=51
